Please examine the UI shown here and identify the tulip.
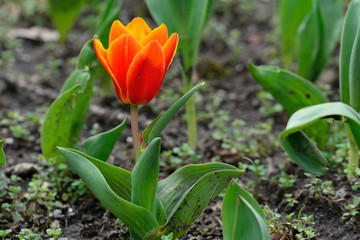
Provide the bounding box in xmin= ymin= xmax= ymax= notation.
xmin=93 ymin=17 xmax=179 ymax=105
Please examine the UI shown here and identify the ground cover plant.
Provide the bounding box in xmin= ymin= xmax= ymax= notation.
xmin=1 ymin=0 xmax=360 ymax=239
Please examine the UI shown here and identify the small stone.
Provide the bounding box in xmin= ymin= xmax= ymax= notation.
xmin=53 ymin=209 xmax=63 ymax=218
xmin=81 ymin=214 xmax=94 ymax=223
xmin=50 ymin=220 xmax=60 ymax=229
xmin=13 ymin=162 xmax=37 ymax=177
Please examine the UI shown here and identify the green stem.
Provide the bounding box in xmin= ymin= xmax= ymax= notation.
xmin=130 ymin=105 xmax=141 ymax=162
xmin=182 ymin=68 xmax=197 ymax=149
xmin=347 ymin=123 xmax=359 ymax=180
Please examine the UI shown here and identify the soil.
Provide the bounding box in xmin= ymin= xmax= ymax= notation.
xmin=1 ymin=0 xmax=359 ymax=239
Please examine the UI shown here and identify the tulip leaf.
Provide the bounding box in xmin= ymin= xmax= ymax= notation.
xmin=249 ymin=62 xmax=328 ymax=149
xmin=59 ymin=148 xmax=132 ymax=201
xmin=222 ymin=180 xmax=271 ymax=240
xmin=279 ymin=0 xmax=312 ymax=69
xmin=58 ymin=147 xmax=158 ymax=240
xmin=83 ymin=118 xmax=127 ymax=162
xmin=95 ymin=0 xmax=124 ymax=47
xmin=48 ymin=0 xmax=86 ymax=43
xmin=296 ymin=0 xmax=343 ymax=82
xmin=145 ymin=0 xmax=215 ymax=71
xmin=41 ymin=70 xmax=94 ymax=163
xmin=0 ymin=139 xmax=5 ymax=166
xmin=141 ymin=82 xmax=204 ymax=149
xmin=146 ymin=164 xmax=243 ymax=239
xmin=131 ymin=138 xmax=163 ymax=220
xmin=340 ymin=0 xmax=360 ymax=106
xmin=280 ymin=102 xmax=360 ymax=176
xmin=77 ymin=40 xmax=97 ymax=70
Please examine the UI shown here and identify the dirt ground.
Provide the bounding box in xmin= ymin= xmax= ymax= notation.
xmin=1 ymin=0 xmax=359 ymax=239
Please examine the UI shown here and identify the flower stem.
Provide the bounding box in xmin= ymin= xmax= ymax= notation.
xmin=182 ymin=67 xmax=197 ymax=149
xmin=347 ymin=123 xmax=359 ymax=180
xmin=130 ymin=105 xmax=141 ymax=162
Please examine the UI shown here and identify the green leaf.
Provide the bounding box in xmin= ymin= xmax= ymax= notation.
xmin=59 ymin=69 xmax=90 ymax=95
xmin=280 ymin=102 xmax=360 ymax=175
xmin=95 ymin=0 xmax=124 ymax=47
xmin=249 ymin=62 xmax=328 ymax=149
xmin=41 ymin=70 xmax=94 ymax=163
xmin=77 ymin=39 xmax=96 ymax=70
xmin=131 ymin=138 xmax=161 ymax=215
xmin=279 ymin=0 xmax=312 ymax=68
xmin=58 ymin=147 xmax=158 ymax=239
xmin=60 ymin=148 xmax=131 ymax=201
xmin=141 ymin=82 xmax=204 ymax=148
xmin=222 ymin=180 xmax=271 ymax=240
xmin=48 ymin=0 xmax=86 ymax=43
xmin=145 ymin=0 xmax=215 ymax=71
xmin=340 ymin=0 xmax=360 ymax=106
xmin=83 ymin=119 xmax=127 ymax=162
xmin=0 ymin=139 xmax=5 ymax=166
xmin=145 ymin=163 xmax=244 ymax=239
xmin=296 ymin=0 xmax=343 ymax=81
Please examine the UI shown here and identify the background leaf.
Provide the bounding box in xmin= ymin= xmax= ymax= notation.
xmin=58 ymin=147 xmax=158 ymax=240
xmin=77 ymin=39 xmax=97 ymax=70
xmin=145 ymin=0 xmax=215 ymax=71
xmin=95 ymin=0 xmax=124 ymax=47
xmin=296 ymin=0 xmax=343 ymax=81
xmin=340 ymin=0 xmax=360 ymax=106
xmin=249 ymin=62 xmax=328 ymax=149
xmin=279 ymin=0 xmax=312 ymax=68
xmin=41 ymin=69 xmax=94 ymax=163
xmin=48 ymin=0 xmax=87 ymax=43
xmin=83 ymin=119 xmax=127 ymax=162
xmin=222 ymin=180 xmax=271 ymax=240
xmin=0 ymin=139 xmax=5 ymax=166
xmin=280 ymin=102 xmax=360 ymax=175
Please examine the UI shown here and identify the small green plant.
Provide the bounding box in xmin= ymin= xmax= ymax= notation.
xmin=239 ymin=159 xmax=268 ymax=197
xmin=160 ymin=233 xmax=178 ymax=240
xmin=2 ymin=185 xmax=24 ymax=222
xmin=285 ymin=193 xmax=298 ymax=207
xmin=304 ymin=173 xmax=335 ymax=202
xmin=161 ymin=143 xmax=202 ymax=169
xmin=0 ymin=229 xmax=12 ymax=240
xmin=46 ymin=228 xmax=68 ymax=240
xmin=344 ymin=167 xmax=360 ymax=191
xmin=274 ymin=171 xmax=296 ymax=188
xmin=17 ymin=228 xmax=42 ymax=240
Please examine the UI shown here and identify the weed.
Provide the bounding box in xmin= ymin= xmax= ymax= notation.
xmin=273 ymin=171 xmax=296 ymax=188
xmin=17 ymin=228 xmax=42 ymax=240
xmin=239 ymin=159 xmax=268 ymax=197
xmin=304 ymin=173 xmax=335 ymax=202
xmin=0 ymin=229 xmax=12 ymax=240
xmin=342 ymin=197 xmax=360 ymax=222
xmin=285 ymin=193 xmax=298 ymax=207
xmin=46 ymin=228 xmax=68 ymax=240
xmin=161 ymin=143 xmax=202 ymax=169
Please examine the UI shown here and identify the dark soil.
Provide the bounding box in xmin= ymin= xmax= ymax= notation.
xmin=1 ymin=0 xmax=359 ymax=239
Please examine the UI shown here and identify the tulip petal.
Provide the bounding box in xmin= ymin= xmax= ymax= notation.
xmin=163 ymin=33 xmax=179 ymax=70
xmin=140 ymin=24 xmax=168 ymax=47
xmin=109 ymin=20 xmax=131 ymax=46
xmin=126 ymin=17 xmax=151 ymax=41
xmin=94 ymin=39 xmax=125 ymax=102
xmin=108 ymin=34 xmax=143 ymax=103
xmin=127 ymin=40 xmax=165 ymax=105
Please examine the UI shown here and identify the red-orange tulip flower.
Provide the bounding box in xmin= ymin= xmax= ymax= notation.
xmin=93 ymin=17 xmax=179 ymax=105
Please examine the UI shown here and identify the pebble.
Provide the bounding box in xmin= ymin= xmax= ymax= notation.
xmin=53 ymin=209 xmax=63 ymax=218
xmin=81 ymin=214 xmax=94 ymax=223
xmin=12 ymin=162 xmax=38 ymax=177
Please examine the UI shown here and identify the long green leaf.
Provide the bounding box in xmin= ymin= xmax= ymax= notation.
xmin=83 ymin=119 xmax=127 ymax=162
xmin=157 ymin=162 xmax=242 ymax=216
xmin=58 ymin=147 xmax=158 ymax=239
xmin=349 ymin=17 xmax=360 ymax=112
xmin=146 ymin=165 xmax=243 ymax=239
xmin=340 ymin=0 xmax=360 ymax=106
xmin=41 ymin=69 xmax=94 ymax=163
xmin=132 ymin=138 xmax=161 ymax=215
xmin=222 ymin=180 xmax=271 ymax=240
xmin=279 ymin=0 xmax=312 ymax=68
xmin=249 ymin=62 xmax=328 ymax=149
xmin=59 ymin=148 xmax=132 ymax=201
xmin=0 ymin=139 xmax=5 ymax=166
xmin=48 ymin=0 xmax=86 ymax=43
xmin=141 ymin=82 xmax=204 ymax=148
xmin=280 ymin=102 xmax=360 ymax=175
